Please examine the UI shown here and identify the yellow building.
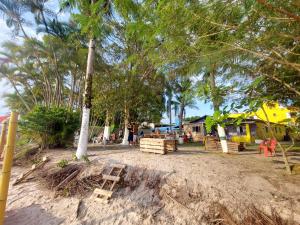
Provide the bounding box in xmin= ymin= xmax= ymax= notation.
xmin=229 ymin=102 xmax=297 ymax=125
xmin=228 ymin=103 xmax=297 ymax=143
xmin=228 ymin=119 xmax=287 ymax=143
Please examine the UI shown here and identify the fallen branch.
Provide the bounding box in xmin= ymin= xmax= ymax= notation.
xmin=55 ymin=169 xmax=80 ymax=191
xmin=13 ymin=156 xmax=49 ymax=185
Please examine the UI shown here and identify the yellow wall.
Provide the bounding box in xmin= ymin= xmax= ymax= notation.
xmin=229 ymin=102 xmax=296 ymax=125
xmin=231 ymin=124 xmax=252 ymax=143
xmin=230 ymin=122 xmax=286 ymax=143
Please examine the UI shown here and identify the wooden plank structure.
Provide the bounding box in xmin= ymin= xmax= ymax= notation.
xmin=204 ymin=136 xmax=241 ymax=152
xmin=227 ymin=141 xmax=240 ymax=152
xmin=204 ymin=136 xmax=219 ymax=151
xmin=140 ymin=138 xmax=177 ymax=155
xmin=92 ymin=163 xmax=126 ymax=203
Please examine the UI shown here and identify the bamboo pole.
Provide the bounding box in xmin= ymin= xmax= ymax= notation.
xmin=0 ymin=122 xmax=7 ymax=159
xmin=0 ymin=112 xmax=18 ymax=225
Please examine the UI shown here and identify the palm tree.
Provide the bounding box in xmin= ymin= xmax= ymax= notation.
xmin=21 ymin=0 xmax=54 ymax=33
xmin=63 ymin=0 xmax=113 ymax=158
xmin=172 ymin=77 xmax=198 ymax=133
xmin=0 ymin=0 xmax=29 ymax=37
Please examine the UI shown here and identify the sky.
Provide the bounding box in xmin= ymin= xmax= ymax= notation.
xmin=0 ymin=0 xmax=214 ymax=120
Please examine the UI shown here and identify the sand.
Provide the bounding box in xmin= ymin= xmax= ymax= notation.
xmin=4 ymin=144 xmax=300 ymax=225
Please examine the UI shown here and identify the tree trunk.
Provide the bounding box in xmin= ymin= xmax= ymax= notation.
xmin=209 ymin=67 xmax=228 ymax=153
xmin=261 ymin=105 xmax=292 ymax=174
xmin=179 ymin=104 xmax=184 ymax=134
xmin=169 ymin=100 xmax=172 ymax=131
xmin=76 ymin=39 xmax=95 ymax=159
xmin=103 ymin=111 xmax=110 ymax=144
xmin=122 ymin=105 xmax=129 ymax=145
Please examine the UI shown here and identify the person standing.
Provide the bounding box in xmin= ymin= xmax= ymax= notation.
xmin=127 ymin=123 xmax=134 ymax=146
xmin=133 ymin=123 xmax=139 ymax=145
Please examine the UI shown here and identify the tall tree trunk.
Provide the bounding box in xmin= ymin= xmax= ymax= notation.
xmin=76 ymin=39 xmax=95 ymax=159
xmin=103 ymin=111 xmax=110 ymax=144
xmin=69 ymin=69 xmax=77 ymax=110
xmin=179 ymin=103 xmax=184 ymax=134
xmin=209 ymin=67 xmax=228 ymax=153
xmin=261 ymin=105 xmax=292 ymax=174
xmin=122 ymin=104 xmax=129 ymax=145
xmin=168 ymin=100 xmax=172 ymax=131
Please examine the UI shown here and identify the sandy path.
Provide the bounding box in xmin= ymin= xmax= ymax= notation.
xmin=4 ymin=145 xmax=300 ymax=225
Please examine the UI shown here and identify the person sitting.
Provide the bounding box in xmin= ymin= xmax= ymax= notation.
xmin=183 ymin=132 xmax=188 ymax=143
xmin=187 ymin=131 xmax=192 ymax=142
xmin=111 ymin=133 xmax=116 ymax=143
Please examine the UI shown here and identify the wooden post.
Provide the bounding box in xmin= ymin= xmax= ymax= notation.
xmin=0 ymin=112 xmax=18 ymax=225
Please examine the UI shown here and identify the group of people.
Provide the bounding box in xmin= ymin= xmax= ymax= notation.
xmin=91 ymin=123 xmax=144 ymax=146
xmin=182 ymin=131 xmax=193 ymax=143
xmin=127 ymin=123 xmax=144 ymax=146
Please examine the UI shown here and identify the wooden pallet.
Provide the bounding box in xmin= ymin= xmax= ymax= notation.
xmin=204 ymin=137 xmax=220 ymax=151
xmin=140 ymin=138 xmax=177 ymax=154
xmin=92 ymin=163 xmax=126 ymax=203
xmin=227 ymin=141 xmax=239 ymax=152
xmin=205 ymin=136 xmax=241 ymax=152
xmin=164 ymin=140 xmax=177 ymax=152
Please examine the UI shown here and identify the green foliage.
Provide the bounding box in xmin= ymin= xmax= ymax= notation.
xmin=205 ymin=111 xmax=229 ymax=133
xmin=205 ymin=109 xmax=246 ymax=133
xmin=57 ymin=159 xmax=69 ymax=168
xmin=19 ymin=106 xmax=80 ymax=148
xmin=72 ymin=153 xmax=78 ymax=161
xmin=82 ymin=155 xmax=90 ymax=164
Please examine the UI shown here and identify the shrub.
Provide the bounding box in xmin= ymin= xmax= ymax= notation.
xmin=57 ymin=159 xmax=69 ymax=168
xmin=19 ymin=106 xmax=80 ymax=148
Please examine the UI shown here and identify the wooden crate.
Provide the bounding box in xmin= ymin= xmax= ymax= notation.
xmin=205 ymin=136 xmax=241 ymax=152
xmin=227 ymin=141 xmax=239 ymax=152
xmin=164 ymin=139 xmax=177 ymax=152
xmin=140 ymin=138 xmax=177 ymax=154
xmin=204 ymin=136 xmax=219 ymax=151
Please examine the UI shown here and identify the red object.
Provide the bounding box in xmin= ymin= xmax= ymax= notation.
xmin=183 ymin=135 xmax=188 ymax=143
xmin=259 ymin=141 xmax=269 ymax=157
xmin=268 ymin=138 xmax=277 ymax=156
xmin=0 ymin=115 xmax=9 ymax=123
xmin=258 ymin=139 xmax=277 ymax=157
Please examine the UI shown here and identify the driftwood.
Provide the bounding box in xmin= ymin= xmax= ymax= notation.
xmin=13 ymin=156 xmax=49 ymax=185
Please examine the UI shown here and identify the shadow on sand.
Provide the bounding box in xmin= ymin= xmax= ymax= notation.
xmin=5 ymin=204 xmax=64 ymax=225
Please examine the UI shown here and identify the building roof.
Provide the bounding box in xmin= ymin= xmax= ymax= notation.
xmin=226 ymin=117 xmax=284 ymax=125
xmin=189 ymin=115 xmax=208 ymax=124
xmin=0 ymin=115 xmax=9 ymax=123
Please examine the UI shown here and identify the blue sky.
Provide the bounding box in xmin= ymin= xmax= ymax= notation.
xmin=0 ymin=0 xmax=214 ymax=119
